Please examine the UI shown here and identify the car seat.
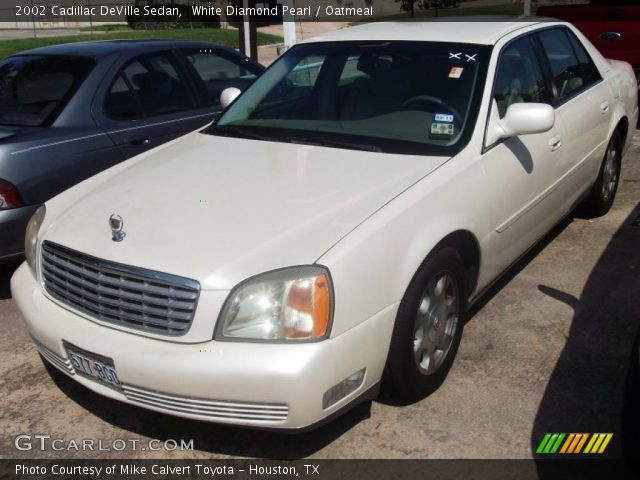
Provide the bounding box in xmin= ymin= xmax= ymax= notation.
xmin=340 ymin=53 xmax=412 ymax=120
xmin=495 ymin=56 xmax=526 ymax=117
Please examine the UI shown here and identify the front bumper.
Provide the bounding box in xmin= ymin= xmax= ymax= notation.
xmin=0 ymin=204 xmax=39 ymax=261
xmin=11 ymin=263 xmax=397 ymax=430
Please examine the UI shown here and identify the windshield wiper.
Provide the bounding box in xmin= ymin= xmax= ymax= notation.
xmin=207 ymin=125 xmax=272 ymax=141
xmin=288 ymin=136 xmax=383 ymax=153
xmin=209 ymin=126 xmax=384 ymax=153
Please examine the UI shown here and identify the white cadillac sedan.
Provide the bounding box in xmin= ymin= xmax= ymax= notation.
xmin=11 ymin=20 xmax=638 ymax=430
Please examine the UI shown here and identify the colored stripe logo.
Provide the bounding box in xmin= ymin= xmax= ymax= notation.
xmin=536 ymin=433 xmax=613 ymax=454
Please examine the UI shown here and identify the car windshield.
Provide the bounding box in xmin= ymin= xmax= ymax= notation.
xmin=210 ymin=41 xmax=491 ymax=155
xmin=0 ymin=55 xmax=94 ymax=127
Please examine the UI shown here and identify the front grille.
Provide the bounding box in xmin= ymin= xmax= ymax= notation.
xmin=122 ymin=385 xmax=289 ymax=422
xmin=41 ymin=241 xmax=200 ymax=335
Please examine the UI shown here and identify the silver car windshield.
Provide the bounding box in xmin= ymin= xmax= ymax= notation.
xmin=212 ymin=41 xmax=491 ymax=155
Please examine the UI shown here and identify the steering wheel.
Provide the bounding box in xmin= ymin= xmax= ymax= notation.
xmin=402 ymin=95 xmax=462 ymax=125
xmin=272 ymin=77 xmax=295 ymax=99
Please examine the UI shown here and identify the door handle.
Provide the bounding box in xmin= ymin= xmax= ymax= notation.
xmin=599 ymin=32 xmax=622 ymax=41
xmin=124 ymin=136 xmax=150 ymax=146
xmin=600 ymin=101 xmax=610 ymax=114
xmin=128 ymin=138 xmax=149 ymax=146
xmin=548 ymin=135 xmax=563 ymax=152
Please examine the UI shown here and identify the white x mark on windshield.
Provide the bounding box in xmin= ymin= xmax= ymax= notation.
xmin=449 ymin=52 xmax=462 ymax=60
xmin=465 ymin=54 xmax=478 ymax=63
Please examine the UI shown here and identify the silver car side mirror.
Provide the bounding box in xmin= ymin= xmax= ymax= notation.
xmin=220 ymin=87 xmax=242 ymax=109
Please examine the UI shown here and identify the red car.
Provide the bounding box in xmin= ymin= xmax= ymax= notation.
xmin=537 ymin=0 xmax=640 ymax=86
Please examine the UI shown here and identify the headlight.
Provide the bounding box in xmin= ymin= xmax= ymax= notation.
xmin=25 ymin=205 xmax=46 ymax=274
xmin=217 ymin=266 xmax=333 ymax=342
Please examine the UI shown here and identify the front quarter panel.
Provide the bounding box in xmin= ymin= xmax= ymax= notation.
xmin=318 ymin=147 xmax=490 ymax=339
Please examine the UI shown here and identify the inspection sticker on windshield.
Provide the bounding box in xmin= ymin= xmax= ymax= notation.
xmin=434 ymin=113 xmax=454 ymax=123
xmin=449 ymin=67 xmax=464 ymax=79
xmin=431 ymin=123 xmax=455 ymax=136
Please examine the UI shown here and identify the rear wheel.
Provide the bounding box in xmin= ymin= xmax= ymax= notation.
xmin=584 ymin=131 xmax=622 ymax=217
xmin=384 ymin=248 xmax=466 ymax=401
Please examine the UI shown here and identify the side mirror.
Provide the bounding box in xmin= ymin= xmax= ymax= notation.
xmin=485 ymin=101 xmax=555 ymax=147
xmin=220 ymin=87 xmax=241 ymax=109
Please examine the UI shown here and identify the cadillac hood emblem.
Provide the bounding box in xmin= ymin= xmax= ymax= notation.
xmin=109 ymin=214 xmax=126 ymax=242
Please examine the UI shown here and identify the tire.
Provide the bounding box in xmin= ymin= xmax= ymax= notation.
xmin=383 ymin=248 xmax=466 ymax=401
xmin=583 ymin=131 xmax=622 ymax=217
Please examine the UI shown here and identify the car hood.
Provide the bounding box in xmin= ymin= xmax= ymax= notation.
xmin=43 ymin=133 xmax=448 ymax=290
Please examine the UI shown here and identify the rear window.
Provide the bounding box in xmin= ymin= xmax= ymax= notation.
xmin=0 ymin=55 xmax=94 ymax=127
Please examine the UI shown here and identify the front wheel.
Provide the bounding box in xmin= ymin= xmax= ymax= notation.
xmin=383 ymin=248 xmax=466 ymax=401
xmin=583 ymin=131 xmax=622 ymax=217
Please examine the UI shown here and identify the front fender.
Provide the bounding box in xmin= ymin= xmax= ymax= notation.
xmin=317 ymin=157 xmax=487 ymax=338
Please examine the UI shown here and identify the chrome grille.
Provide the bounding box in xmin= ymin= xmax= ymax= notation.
xmin=34 ymin=341 xmax=74 ymax=376
xmin=41 ymin=241 xmax=199 ymax=335
xmin=122 ymin=385 xmax=289 ymax=422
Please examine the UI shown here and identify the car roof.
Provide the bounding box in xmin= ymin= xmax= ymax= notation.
xmin=303 ymin=18 xmax=560 ymax=46
xmin=12 ymin=40 xmax=235 ymax=58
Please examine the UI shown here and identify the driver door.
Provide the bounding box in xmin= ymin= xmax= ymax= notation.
xmin=478 ymin=34 xmax=567 ymax=280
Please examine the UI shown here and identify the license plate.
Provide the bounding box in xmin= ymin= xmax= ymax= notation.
xmin=64 ymin=342 xmax=120 ymax=389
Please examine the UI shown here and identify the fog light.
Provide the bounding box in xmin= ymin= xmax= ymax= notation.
xmin=322 ymin=368 xmax=365 ymax=409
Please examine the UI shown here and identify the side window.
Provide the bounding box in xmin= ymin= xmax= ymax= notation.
xmin=537 ymin=28 xmax=599 ymax=101
xmin=103 ymin=74 xmax=143 ymax=119
xmin=104 ymin=51 xmax=194 ymax=120
xmin=181 ymin=48 xmax=258 ymax=106
xmin=493 ymin=36 xmax=549 ymax=118
xmin=566 ymin=31 xmax=602 ymax=87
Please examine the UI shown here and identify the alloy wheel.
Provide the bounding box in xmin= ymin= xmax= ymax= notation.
xmin=412 ymin=271 xmax=459 ymax=375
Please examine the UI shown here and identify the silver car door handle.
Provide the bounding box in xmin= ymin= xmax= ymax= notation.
xmin=600 ymin=101 xmax=610 ymax=114
xmin=549 ymin=135 xmax=563 ymax=152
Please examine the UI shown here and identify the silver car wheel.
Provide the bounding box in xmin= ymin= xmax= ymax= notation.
xmin=413 ymin=271 xmax=459 ymax=375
